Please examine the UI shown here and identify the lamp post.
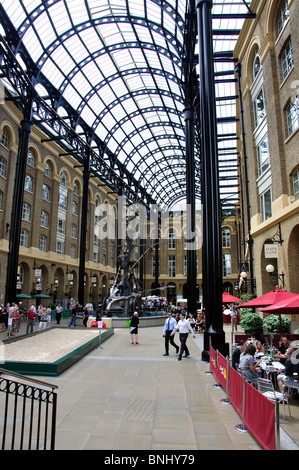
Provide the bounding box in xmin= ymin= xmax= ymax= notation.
xmin=266 ymin=264 xmax=285 ymax=288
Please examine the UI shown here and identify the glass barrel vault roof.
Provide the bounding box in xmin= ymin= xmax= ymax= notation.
xmin=0 ymin=0 xmax=253 ymax=210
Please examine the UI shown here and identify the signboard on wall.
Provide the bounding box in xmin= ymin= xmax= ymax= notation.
xmin=264 ymin=244 xmax=278 ymax=258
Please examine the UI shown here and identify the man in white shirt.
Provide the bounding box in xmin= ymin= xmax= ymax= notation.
xmin=173 ymin=312 xmax=196 ymax=361
xmin=162 ymin=312 xmax=179 ymax=356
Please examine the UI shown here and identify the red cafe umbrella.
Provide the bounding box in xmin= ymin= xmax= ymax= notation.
xmin=222 ymin=292 xmax=243 ymax=304
xmin=260 ymin=293 xmax=299 ymax=336
xmin=260 ymin=294 xmax=299 ymax=314
xmin=235 ymin=288 xmax=298 ymax=309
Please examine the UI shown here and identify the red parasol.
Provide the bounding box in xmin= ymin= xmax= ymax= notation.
xmin=235 ymin=288 xmax=298 ymax=308
xmin=260 ymin=294 xmax=299 ymax=314
xmin=222 ymin=292 xmax=243 ymax=304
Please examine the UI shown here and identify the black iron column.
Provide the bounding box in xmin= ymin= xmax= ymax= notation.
xmin=184 ymin=107 xmax=197 ymax=317
xmin=235 ymin=63 xmax=254 ymax=292
xmin=196 ymin=0 xmax=227 ymax=360
xmin=78 ymin=153 xmax=91 ymax=306
xmin=5 ymin=96 xmax=33 ymax=305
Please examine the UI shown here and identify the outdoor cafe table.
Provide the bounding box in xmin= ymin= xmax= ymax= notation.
xmin=282 ymin=379 xmax=299 ymax=419
xmin=259 ymin=360 xmax=285 ymax=386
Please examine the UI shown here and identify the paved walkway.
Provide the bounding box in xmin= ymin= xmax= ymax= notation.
xmin=2 ymin=321 xmax=299 ymax=450
xmin=48 ymin=325 xmax=263 ymax=451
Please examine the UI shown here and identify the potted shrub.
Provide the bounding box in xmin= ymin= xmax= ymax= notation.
xmin=240 ymin=310 xmax=263 ymax=334
xmin=263 ymin=315 xmax=291 ymax=334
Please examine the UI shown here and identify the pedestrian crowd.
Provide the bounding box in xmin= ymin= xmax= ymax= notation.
xmin=0 ymin=300 xmax=100 ymax=337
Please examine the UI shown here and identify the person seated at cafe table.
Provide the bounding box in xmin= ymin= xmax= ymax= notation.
xmin=278 ymin=342 xmax=299 ymax=393
xmin=276 ymin=336 xmax=290 ymax=365
xmin=231 ymin=340 xmax=247 ymax=370
xmin=239 ymin=343 xmax=262 ymax=385
xmin=255 ymin=339 xmax=266 ymax=356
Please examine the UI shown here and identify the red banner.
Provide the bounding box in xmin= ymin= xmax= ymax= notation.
xmin=228 ymin=365 xmax=243 ymax=418
xmin=243 ymin=382 xmax=276 ymax=451
xmin=210 ymin=346 xmax=217 ymax=379
xmin=216 ymin=352 xmax=227 ymax=389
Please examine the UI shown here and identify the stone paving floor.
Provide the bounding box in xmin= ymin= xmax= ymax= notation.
xmin=1 ymin=319 xmax=299 ymax=451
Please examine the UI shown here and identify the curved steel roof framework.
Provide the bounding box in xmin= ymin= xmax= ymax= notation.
xmin=0 ymin=0 xmax=253 ymax=210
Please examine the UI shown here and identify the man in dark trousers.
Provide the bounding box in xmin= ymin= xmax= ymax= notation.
xmin=173 ymin=312 xmax=195 ymax=361
xmin=162 ymin=312 xmax=179 ymax=356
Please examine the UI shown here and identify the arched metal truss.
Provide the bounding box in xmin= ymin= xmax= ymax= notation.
xmin=0 ymin=0 xmax=254 ymax=211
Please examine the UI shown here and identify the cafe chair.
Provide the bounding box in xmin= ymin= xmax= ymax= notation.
xmin=257 ymin=378 xmax=291 ymax=418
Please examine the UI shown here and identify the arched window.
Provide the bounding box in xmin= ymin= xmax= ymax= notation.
xmin=1 ymin=127 xmax=9 ymax=149
xmin=252 ymin=49 xmax=261 ymax=80
xmin=74 ymin=181 xmax=79 ymax=195
xmin=44 ymin=161 xmax=52 ymax=178
xmin=27 ymin=149 xmax=35 ymax=167
xmin=60 ymin=171 xmax=67 ymax=188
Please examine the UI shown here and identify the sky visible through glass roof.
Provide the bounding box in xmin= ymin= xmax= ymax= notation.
xmin=0 ymin=0 xmax=253 ymax=210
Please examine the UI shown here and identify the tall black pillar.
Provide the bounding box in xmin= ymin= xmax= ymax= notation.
xmin=184 ymin=107 xmax=197 ymax=317
xmin=196 ymin=0 xmax=227 ymax=360
xmin=78 ymin=155 xmax=91 ymax=306
xmin=5 ymin=97 xmax=33 ymax=305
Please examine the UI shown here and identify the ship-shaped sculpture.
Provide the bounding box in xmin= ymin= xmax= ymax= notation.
xmin=102 ymin=235 xmax=144 ymax=316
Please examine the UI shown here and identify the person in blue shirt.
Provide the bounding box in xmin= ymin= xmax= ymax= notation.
xmin=163 ymin=312 xmax=179 ymax=356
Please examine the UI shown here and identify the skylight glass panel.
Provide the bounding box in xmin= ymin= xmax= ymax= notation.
xmin=68 ymin=0 xmax=90 ymax=25
xmin=41 ymin=58 xmax=64 ymax=89
xmin=64 ymin=36 xmax=89 ymax=63
xmin=48 ymin=4 xmax=72 ymax=36
xmin=96 ymin=54 xmax=117 ymax=76
xmin=50 ymin=46 xmax=76 ymax=76
xmin=79 ymin=28 xmax=103 ymax=54
xmin=22 ymin=29 xmax=44 ymax=61
xmin=31 ymin=12 xmax=56 ymax=49
xmin=145 ymin=1 xmax=161 ymax=24
xmin=81 ymin=63 xmax=104 ymax=87
xmin=70 ymin=73 xmax=92 ymax=97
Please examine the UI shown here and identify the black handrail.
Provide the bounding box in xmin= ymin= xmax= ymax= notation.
xmin=0 ymin=368 xmax=58 ymax=450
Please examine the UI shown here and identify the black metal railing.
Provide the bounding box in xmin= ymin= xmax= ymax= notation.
xmin=0 ymin=368 xmax=58 ymax=450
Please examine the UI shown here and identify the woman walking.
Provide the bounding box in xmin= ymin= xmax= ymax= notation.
xmin=130 ymin=311 xmax=139 ymax=344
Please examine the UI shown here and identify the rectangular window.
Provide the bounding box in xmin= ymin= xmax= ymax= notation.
xmin=293 ymin=169 xmax=299 ymax=200
xmin=57 ymin=218 xmax=65 ymax=235
xmin=168 ymin=255 xmax=176 ymax=277
xmin=222 ymin=228 xmax=231 ymax=248
xmin=58 ymin=194 xmax=67 ymax=210
xmin=39 ymin=235 xmax=47 ymax=252
xmin=223 ymin=254 xmax=231 ymax=277
xmin=22 ymin=202 xmax=31 ymax=221
xmin=56 ymin=240 xmax=64 ymax=255
xmin=257 ymin=134 xmax=270 ymax=176
xmin=70 ymin=244 xmax=76 ymax=259
xmin=253 ymin=88 xmax=266 ymax=128
xmin=281 ymin=39 xmax=294 ymax=81
xmin=20 ymin=229 xmax=29 ymax=248
xmin=40 ymin=210 xmax=49 ymax=228
xmin=260 ymin=187 xmax=272 ymax=221
xmin=287 ymin=98 xmax=299 ymax=136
